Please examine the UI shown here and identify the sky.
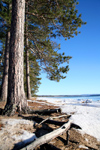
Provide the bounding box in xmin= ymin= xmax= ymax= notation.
xmin=37 ymin=0 xmax=100 ymax=95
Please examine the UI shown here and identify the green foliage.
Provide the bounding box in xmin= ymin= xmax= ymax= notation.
xmin=0 ymin=0 xmax=12 ymax=30
xmin=27 ymin=0 xmax=86 ymax=39
xmin=26 ymin=0 xmax=86 ymax=82
xmin=29 ymin=54 xmax=41 ymax=96
xmin=0 ymin=0 xmax=86 ymax=95
xmin=0 ymin=0 xmax=11 ymax=93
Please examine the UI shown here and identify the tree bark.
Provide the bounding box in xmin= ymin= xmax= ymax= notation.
xmin=0 ymin=31 xmax=10 ymax=101
xmin=25 ymin=38 xmax=31 ymax=99
xmin=3 ymin=0 xmax=27 ymax=115
xmin=25 ymin=2 xmax=31 ymax=99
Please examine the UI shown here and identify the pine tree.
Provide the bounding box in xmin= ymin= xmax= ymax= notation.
xmin=3 ymin=0 xmax=28 ymax=115
xmin=0 ymin=0 xmax=42 ymax=100
xmin=0 ymin=0 xmax=11 ymax=101
xmin=26 ymin=0 xmax=86 ymax=82
xmin=25 ymin=2 xmax=31 ymax=99
xmin=0 ymin=0 xmax=41 ymax=100
xmin=24 ymin=52 xmax=41 ymax=96
xmin=0 ymin=31 xmax=10 ymax=101
xmin=0 ymin=0 xmax=86 ymax=115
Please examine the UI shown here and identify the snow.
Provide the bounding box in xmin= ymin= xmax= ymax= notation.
xmin=79 ymin=145 xmax=88 ymax=149
xmin=2 ymin=118 xmax=35 ymax=126
xmin=37 ymin=97 xmax=100 ymax=141
xmin=61 ymin=105 xmax=100 ymax=141
xmin=1 ymin=119 xmax=37 ymax=145
xmin=12 ymin=131 xmax=37 ymax=144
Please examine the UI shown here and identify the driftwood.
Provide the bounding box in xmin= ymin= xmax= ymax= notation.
xmin=33 ymin=116 xmax=81 ymax=129
xmin=29 ymin=108 xmax=61 ymax=115
xmin=33 ymin=116 xmax=68 ymax=126
xmin=18 ymin=115 xmax=67 ymax=126
xmin=19 ymin=114 xmax=81 ymax=129
xmin=20 ymin=120 xmax=73 ymax=150
xmin=36 ymin=114 xmax=71 ymax=127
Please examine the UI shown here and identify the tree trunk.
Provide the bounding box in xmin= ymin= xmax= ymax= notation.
xmin=25 ymin=2 xmax=31 ymax=99
xmin=0 ymin=31 xmax=10 ymax=102
xmin=3 ymin=0 xmax=28 ymax=115
xmin=25 ymin=38 xmax=31 ymax=99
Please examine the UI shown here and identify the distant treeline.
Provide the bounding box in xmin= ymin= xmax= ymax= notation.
xmin=37 ymin=94 xmax=100 ymax=97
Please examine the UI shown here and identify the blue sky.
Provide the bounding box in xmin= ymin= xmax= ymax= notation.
xmin=37 ymin=0 xmax=100 ymax=95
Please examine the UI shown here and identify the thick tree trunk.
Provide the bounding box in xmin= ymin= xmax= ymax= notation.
xmin=0 ymin=31 xmax=10 ymax=102
xmin=3 ymin=0 xmax=28 ymax=115
xmin=25 ymin=38 xmax=31 ymax=99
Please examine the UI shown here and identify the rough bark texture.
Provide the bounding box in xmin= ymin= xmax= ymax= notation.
xmin=3 ymin=0 xmax=27 ymax=115
xmin=26 ymin=38 xmax=31 ymax=99
xmin=0 ymin=31 xmax=10 ymax=102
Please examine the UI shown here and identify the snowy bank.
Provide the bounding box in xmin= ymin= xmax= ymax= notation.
xmin=61 ymin=105 xmax=100 ymax=141
xmin=0 ymin=119 xmax=37 ymax=150
xmin=37 ymin=97 xmax=100 ymax=141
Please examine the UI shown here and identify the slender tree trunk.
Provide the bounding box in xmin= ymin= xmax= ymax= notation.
xmin=25 ymin=38 xmax=31 ymax=99
xmin=25 ymin=2 xmax=31 ymax=99
xmin=0 ymin=31 xmax=10 ymax=102
xmin=3 ymin=0 xmax=28 ymax=115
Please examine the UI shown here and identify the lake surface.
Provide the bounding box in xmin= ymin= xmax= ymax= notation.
xmin=51 ymin=95 xmax=100 ymax=102
xmin=37 ymin=95 xmax=100 ymax=107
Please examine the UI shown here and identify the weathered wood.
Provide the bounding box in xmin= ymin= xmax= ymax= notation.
xmin=33 ymin=116 xmax=67 ymax=126
xmin=18 ymin=114 xmax=67 ymax=126
xmin=19 ymin=114 xmax=81 ymax=129
xmin=36 ymin=114 xmax=71 ymax=127
xmin=20 ymin=120 xmax=72 ymax=150
xmin=29 ymin=108 xmax=61 ymax=115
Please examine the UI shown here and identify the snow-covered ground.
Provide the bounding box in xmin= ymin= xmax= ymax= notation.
xmin=37 ymin=97 xmax=100 ymax=141
xmin=0 ymin=119 xmax=37 ymax=149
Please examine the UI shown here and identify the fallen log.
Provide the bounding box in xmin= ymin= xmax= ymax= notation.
xmin=29 ymin=108 xmax=61 ymax=115
xmin=36 ymin=114 xmax=71 ymax=127
xmin=33 ymin=116 xmax=67 ymax=126
xmin=18 ymin=115 xmax=67 ymax=126
xmin=20 ymin=120 xmax=73 ymax=150
xmin=19 ymin=114 xmax=81 ymax=129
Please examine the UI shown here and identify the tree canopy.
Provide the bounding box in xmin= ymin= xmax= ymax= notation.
xmin=0 ymin=0 xmax=86 ymax=97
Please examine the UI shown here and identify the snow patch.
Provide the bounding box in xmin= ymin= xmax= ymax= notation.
xmin=37 ymin=97 xmax=100 ymax=141
xmin=2 ymin=118 xmax=35 ymax=126
xmin=12 ymin=130 xmax=37 ymax=144
xmin=79 ymin=145 xmax=88 ymax=149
